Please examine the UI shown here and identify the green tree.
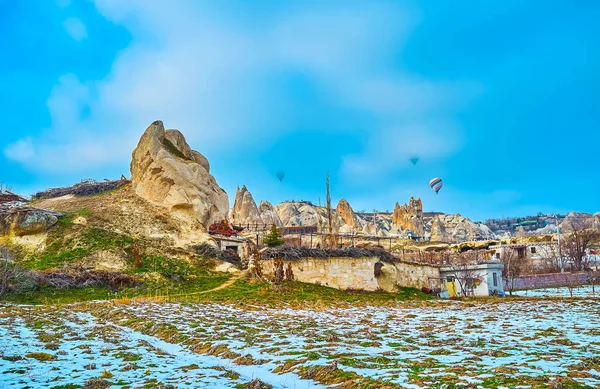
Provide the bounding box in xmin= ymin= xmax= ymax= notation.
xmin=263 ymin=224 xmax=285 ymax=247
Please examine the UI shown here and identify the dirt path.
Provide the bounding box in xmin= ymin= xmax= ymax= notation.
xmin=128 ymin=271 xmax=247 ymax=302
xmin=192 ymin=271 xmax=246 ymax=295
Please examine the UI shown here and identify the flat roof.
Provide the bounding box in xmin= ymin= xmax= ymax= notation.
xmin=440 ymin=263 xmax=504 ymax=272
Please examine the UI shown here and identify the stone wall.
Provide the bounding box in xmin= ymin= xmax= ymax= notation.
xmin=509 ymin=272 xmax=598 ymax=290
xmin=260 ymin=256 xmax=440 ymax=292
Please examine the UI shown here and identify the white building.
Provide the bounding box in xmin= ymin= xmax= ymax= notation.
xmin=439 ymin=262 xmax=505 ymax=297
xmin=489 ymin=242 xmax=558 ymax=271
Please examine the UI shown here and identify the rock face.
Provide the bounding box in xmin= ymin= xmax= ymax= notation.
xmin=258 ymin=201 xmax=282 ymax=227
xmin=130 ymin=120 xmax=228 ymax=228
xmin=430 ymin=214 xmax=496 ymax=243
xmin=230 ymin=185 xmax=262 ymax=225
xmin=391 ymin=197 xmax=424 ymax=236
xmin=0 ymin=207 xmax=62 ymax=236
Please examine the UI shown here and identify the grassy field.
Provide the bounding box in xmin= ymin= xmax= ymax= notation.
xmin=1 ymin=274 xmax=430 ymax=306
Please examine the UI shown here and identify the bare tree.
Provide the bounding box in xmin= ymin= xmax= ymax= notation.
xmin=447 ymin=252 xmax=483 ymax=297
xmin=500 ymin=248 xmax=525 ymax=296
xmin=561 ymin=219 xmax=600 ymax=271
xmin=536 ymin=243 xmax=564 ymax=273
xmin=585 ymin=267 xmax=598 ymax=297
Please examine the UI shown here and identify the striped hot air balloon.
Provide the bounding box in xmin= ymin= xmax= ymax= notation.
xmin=430 ymin=178 xmax=443 ymax=194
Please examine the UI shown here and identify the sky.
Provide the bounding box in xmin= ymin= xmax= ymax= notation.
xmin=1 ymin=0 xmax=599 ymax=221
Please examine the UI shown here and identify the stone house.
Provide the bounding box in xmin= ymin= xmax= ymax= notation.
xmin=489 ymin=242 xmax=558 ymax=271
xmin=213 ymin=235 xmax=251 ymax=259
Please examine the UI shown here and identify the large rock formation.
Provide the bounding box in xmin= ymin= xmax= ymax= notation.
xmin=258 ymin=201 xmax=282 ymax=227
xmin=130 ymin=120 xmax=228 ymax=228
xmin=230 ymin=185 xmax=262 ymax=225
xmin=430 ymin=214 xmax=496 ymax=243
xmin=272 ymin=200 xmax=389 ymax=236
xmin=336 ymin=199 xmax=362 ymax=232
xmin=391 ymin=197 xmax=424 ymax=236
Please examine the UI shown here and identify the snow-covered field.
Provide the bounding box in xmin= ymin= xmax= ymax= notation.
xmin=513 ymin=284 xmax=599 ymax=298
xmin=1 ymin=298 xmax=599 ymax=388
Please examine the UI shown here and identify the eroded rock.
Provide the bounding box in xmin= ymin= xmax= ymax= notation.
xmin=391 ymin=197 xmax=424 ymax=236
xmin=430 ymin=214 xmax=495 ymax=243
xmin=1 ymin=207 xmax=62 ymax=236
xmin=230 ymin=186 xmax=262 ymax=225
xmin=130 ymin=120 xmax=228 ymax=228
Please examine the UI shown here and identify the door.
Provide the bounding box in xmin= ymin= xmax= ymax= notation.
xmin=446 ymin=276 xmax=457 ymax=297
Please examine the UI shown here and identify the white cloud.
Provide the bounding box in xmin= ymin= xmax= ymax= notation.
xmin=4 ymin=138 xmax=35 ymax=162
xmin=341 ymin=120 xmax=464 ymax=178
xmin=63 ymin=17 xmax=88 ymax=41
xmin=7 ymin=1 xmax=478 ymax=180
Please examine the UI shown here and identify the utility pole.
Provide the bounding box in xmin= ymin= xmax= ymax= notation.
xmin=556 ymin=214 xmax=563 ymax=272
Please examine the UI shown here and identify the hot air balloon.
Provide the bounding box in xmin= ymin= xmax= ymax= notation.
xmin=430 ymin=177 xmax=443 ymax=194
xmin=410 ymin=156 xmax=419 ymax=166
xmin=276 ymin=170 xmax=286 ymax=182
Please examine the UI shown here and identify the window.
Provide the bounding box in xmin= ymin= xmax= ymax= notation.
xmin=466 ymin=278 xmax=477 ymax=290
xmin=496 ymin=253 xmax=500 ymax=259
xmin=493 ymin=272 xmax=498 ymax=287
xmin=517 ymin=248 xmax=525 ymax=259
xmin=531 ymin=247 xmax=537 ymax=254
xmin=446 ymin=276 xmax=455 ymax=282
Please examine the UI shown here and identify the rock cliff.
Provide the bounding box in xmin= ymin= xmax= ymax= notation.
xmin=130 ymin=120 xmax=228 ymax=228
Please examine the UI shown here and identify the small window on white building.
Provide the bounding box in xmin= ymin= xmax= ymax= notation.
xmin=531 ymin=247 xmax=536 ymax=254
xmin=496 ymin=253 xmax=500 ymax=259
xmin=493 ymin=272 xmax=498 ymax=287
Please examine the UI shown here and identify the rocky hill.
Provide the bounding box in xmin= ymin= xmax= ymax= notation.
xmin=1 ymin=121 xmax=230 ymax=273
xmin=430 ymin=214 xmax=495 ymax=243
xmin=484 ymin=212 xmax=600 ymax=238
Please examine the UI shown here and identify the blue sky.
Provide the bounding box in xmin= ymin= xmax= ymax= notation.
xmin=1 ymin=0 xmax=599 ymax=221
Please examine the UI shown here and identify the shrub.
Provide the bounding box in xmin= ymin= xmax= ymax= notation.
xmin=273 ymin=257 xmax=284 ymax=284
xmin=285 ymin=263 xmax=294 ymax=281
